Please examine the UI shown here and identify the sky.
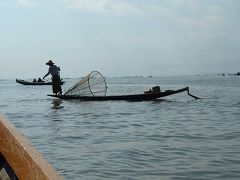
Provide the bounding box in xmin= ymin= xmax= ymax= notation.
xmin=0 ymin=0 xmax=240 ymax=79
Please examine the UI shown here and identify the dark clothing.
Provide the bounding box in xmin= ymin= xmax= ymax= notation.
xmin=43 ymin=63 xmax=62 ymax=95
xmin=44 ymin=65 xmax=60 ymax=77
xmin=52 ymin=74 xmax=62 ymax=94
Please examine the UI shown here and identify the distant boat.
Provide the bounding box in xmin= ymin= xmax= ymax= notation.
xmin=48 ymin=87 xmax=199 ymax=101
xmin=47 ymin=71 xmax=200 ymax=101
xmin=16 ymin=79 xmax=65 ymax=85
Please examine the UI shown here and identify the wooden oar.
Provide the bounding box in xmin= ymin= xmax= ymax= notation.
xmin=187 ymin=88 xmax=201 ymax=99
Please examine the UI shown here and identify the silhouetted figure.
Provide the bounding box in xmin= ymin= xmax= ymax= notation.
xmin=38 ymin=78 xmax=44 ymax=82
xmin=43 ymin=60 xmax=62 ymax=95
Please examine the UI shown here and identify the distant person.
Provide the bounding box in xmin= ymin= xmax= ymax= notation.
xmin=33 ymin=78 xmax=37 ymax=82
xmin=38 ymin=78 xmax=44 ymax=82
xmin=43 ymin=60 xmax=62 ymax=95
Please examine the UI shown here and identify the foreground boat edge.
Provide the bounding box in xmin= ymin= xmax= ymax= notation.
xmin=0 ymin=115 xmax=63 ymax=180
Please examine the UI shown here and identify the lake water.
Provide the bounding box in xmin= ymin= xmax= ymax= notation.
xmin=1 ymin=75 xmax=240 ymax=180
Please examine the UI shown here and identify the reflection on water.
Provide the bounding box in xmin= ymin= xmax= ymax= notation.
xmin=51 ymin=99 xmax=64 ymax=110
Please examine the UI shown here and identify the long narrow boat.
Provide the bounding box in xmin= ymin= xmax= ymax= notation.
xmin=0 ymin=115 xmax=62 ymax=180
xmin=48 ymin=87 xmax=191 ymax=101
xmin=16 ymin=79 xmax=65 ymax=85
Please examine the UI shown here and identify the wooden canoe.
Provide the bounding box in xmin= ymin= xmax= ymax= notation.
xmin=0 ymin=115 xmax=62 ymax=180
xmin=48 ymin=87 xmax=189 ymax=101
xmin=16 ymin=79 xmax=65 ymax=85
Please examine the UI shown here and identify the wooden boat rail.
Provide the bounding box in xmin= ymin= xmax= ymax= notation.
xmin=0 ymin=115 xmax=62 ymax=180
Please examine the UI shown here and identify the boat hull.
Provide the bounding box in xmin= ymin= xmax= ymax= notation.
xmin=0 ymin=115 xmax=62 ymax=180
xmin=48 ymin=87 xmax=189 ymax=101
xmin=16 ymin=79 xmax=65 ymax=85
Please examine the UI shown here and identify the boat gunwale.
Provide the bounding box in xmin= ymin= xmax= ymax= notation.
xmin=0 ymin=115 xmax=62 ymax=180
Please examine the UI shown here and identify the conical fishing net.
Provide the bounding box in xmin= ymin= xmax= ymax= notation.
xmin=64 ymin=71 xmax=107 ymax=96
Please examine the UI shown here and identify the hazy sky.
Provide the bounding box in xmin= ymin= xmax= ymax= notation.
xmin=0 ymin=0 xmax=240 ymax=79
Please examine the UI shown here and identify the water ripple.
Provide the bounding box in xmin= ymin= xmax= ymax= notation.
xmin=1 ymin=76 xmax=240 ymax=179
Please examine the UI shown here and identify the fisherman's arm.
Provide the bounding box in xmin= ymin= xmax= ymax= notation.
xmin=43 ymin=67 xmax=51 ymax=79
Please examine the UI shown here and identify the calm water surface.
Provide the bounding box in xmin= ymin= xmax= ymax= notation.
xmin=1 ymin=75 xmax=240 ymax=180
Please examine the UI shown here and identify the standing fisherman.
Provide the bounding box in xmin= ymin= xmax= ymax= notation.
xmin=43 ymin=60 xmax=62 ymax=95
